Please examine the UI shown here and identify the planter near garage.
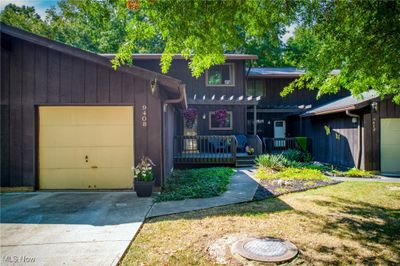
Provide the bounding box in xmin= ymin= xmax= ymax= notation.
xmin=133 ymin=157 xmax=156 ymax=197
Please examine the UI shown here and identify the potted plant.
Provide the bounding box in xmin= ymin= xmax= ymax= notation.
xmin=246 ymin=145 xmax=255 ymax=155
xmin=183 ymin=108 xmax=197 ymax=129
xmin=214 ymin=109 xmax=228 ymax=127
xmin=133 ymin=157 xmax=155 ymax=197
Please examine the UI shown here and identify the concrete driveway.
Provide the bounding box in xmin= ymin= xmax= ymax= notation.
xmin=0 ymin=192 xmax=153 ymax=266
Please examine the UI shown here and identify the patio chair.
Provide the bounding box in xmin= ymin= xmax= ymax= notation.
xmin=208 ymin=139 xmax=230 ymax=153
xmin=235 ymin=134 xmax=248 ymax=152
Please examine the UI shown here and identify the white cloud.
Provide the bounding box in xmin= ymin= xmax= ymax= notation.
xmin=0 ymin=0 xmax=58 ymax=18
xmin=281 ymin=24 xmax=296 ymax=43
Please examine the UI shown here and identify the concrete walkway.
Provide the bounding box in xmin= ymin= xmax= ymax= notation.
xmin=1 ymin=192 xmax=153 ymax=266
xmin=329 ymin=176 xmax=400 ymax=182
xmin=147 ymin=168 xmax=259 ymax=218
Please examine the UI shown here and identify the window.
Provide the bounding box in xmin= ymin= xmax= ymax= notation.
xmin=209 ymin=111 xmax=233 ymax=130
xmin=206 ymin=64 xmax=234 ymax=86
xmin=246 ymin=79 xmax=265 ymax=96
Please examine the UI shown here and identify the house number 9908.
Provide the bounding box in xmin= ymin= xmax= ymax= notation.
xmin=142 ymin=105 xmax=147 ymax=127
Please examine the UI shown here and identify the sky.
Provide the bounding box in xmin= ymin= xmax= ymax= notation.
xmin=0 ymin=0 xmax=57 ymax=18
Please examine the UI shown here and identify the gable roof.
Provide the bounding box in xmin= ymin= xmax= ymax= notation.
xmin=301 ymin=90 xmax=380 ymax=117
xmin=102 ymin=53 xmax=258 ymax=60
xmin=0 ymin=23 xmax=187 ymax=107
xmin=248 ymin=67 xmax=340 ymax=78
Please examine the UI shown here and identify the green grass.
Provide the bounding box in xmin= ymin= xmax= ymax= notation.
xmin=155 ymin=167 xmax=234 ymax=202
xmin=256 ymin=167 xmax=329 ymax=181
xmin=122 ymin=182 xmax=400 ymax=265
xmin=335 ymin=168 xmax=376 ymax=178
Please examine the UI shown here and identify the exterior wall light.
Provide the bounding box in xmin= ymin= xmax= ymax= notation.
xmin=150 ymin=78 xmax=158 ymax=95
xmin=352 ymin=117 xmax=358 ymax=123
xmin=371 ymin=101 xmax=378 ymax=113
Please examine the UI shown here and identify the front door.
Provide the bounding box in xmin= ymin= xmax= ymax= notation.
xmin=274 ymin=120 xmax=286 ymax=147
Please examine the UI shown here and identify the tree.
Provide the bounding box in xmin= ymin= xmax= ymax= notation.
xmin=114 ymin=0 xmax=399 ymax=102
xmin=0 ymin=4 xmax=48 ymax=35
xmin=112 ymin=0 xmax=297 ymax=76
xmin=282 ymin=0 xmax=400 ymax=102
xmin=0 ymin=0 xmax=164 ymax=54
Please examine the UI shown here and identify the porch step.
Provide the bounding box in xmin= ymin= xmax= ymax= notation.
xmin=235 ymin=155 xmax=256 ymax=167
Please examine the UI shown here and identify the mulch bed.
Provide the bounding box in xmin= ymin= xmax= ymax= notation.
xmin=253 ymin=179 xmax=341 ymax=201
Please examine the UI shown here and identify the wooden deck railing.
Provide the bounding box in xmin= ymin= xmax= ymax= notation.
xmin=174 ymin=135 xmax=237 ymax=164
xmin=263 ymin=137 xmax=312 ymax=153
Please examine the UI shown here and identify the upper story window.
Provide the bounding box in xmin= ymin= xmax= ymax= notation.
xmin=246 ymin=79 xmax=265 ymax=96
xmin=206 ymin=64 xmax=235 ymax=86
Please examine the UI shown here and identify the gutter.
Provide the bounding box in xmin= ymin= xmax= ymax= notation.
xmin=346 ymin=110 xmax=361 ymax=169
xmin=163 ymin=83 xmax=187 ymax=111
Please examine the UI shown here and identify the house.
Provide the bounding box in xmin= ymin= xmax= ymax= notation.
xmin=101 ymin=53 xmax=262 ymax=167
xmin=302 ymin=91 xmax=400 ymax=176
xmin=0 ymin=24 xmax=186 ymax=190
xmin=1 ymin=25 xmax=399 ymax=192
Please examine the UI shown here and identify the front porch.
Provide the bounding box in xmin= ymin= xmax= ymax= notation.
xmin=173 ymin=135 xmax=312 ymax=166
xmin=173 ymin=135 xmax=262 ymax=166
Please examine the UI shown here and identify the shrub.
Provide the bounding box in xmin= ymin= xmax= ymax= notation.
xmin=282 ymin=149 xmax=303 ymax=162
xmin=256 ymin=154 xmax=289 ymax=170
xmin=256 ymin=167 xmax=328 ymax=181
xmin=337 ymin=168 xmax=375 ymax=178
xmin=282 ymin=149 xmax=313 ymax=162
xmin=155 ymin=167 xmax=234 ymax=202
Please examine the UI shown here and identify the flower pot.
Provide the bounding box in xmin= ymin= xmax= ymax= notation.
xmin=134 ymin=179 xmax=154 ymax=197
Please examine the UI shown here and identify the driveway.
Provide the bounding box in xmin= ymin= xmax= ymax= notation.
xmin=0 ymin=192 xmax=153 ymax=266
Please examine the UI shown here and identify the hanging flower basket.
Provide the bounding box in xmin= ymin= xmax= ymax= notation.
xmin=183 ymin=108 xmax=197 ymax=128
xmin=214 ymin=109 xmax=228 ymax=127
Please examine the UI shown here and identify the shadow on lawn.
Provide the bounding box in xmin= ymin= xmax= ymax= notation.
xmin=302 ymin=196 xmax=400 ymax=264
xmin=147 ymin=195 xmax=293 ymax=222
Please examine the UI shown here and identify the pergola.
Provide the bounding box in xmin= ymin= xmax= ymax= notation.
xmin=187 ymin=94 xmax=261 ymax=135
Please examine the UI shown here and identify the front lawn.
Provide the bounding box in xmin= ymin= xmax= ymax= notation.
xmin=122 ymin=182 xmax=400 ymax=265
xmin=155 ymin=167 xmax=234 ymax=202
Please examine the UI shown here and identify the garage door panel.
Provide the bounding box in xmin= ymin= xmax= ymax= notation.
xmin=39 ymin=106 xmax=134 ymax=189
xmin=40 ymin=125 xmax=133 ymax=147
xmin=40 ymin=147 xmax=87 ymax=169
xmin=40 ymin=168 xmax=133 ymax=189
xmin=40 ymin=106 xmax=133 ymax=126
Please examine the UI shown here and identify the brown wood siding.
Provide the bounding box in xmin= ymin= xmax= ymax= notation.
xmin=1 ymin=33 xmax=168 ymax=188
xmin=304 ymin=113 xmax=358 ymax=168
xmin=133 ymin=59 xmax=247 ymax=135
xmin=305 ymin=99 xmax=400 ymax=171
xmin=248 ymin=77 xmax=349 ymax=107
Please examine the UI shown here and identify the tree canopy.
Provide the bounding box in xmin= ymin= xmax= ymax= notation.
xmin=1 ymin=0 xmax=399 ymax=102
xmin=283 ymin=0 xmax=400 ymax=103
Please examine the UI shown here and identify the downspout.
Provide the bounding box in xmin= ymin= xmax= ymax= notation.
xmin=161 ymin=83 xmax=186 ymax=187
xmin=346 ymin=110 xmax=361 ymax=169
xmin=245 ymin=60 xmax=253 ymax=134
xmin=163 ymin=83 xmax=187 ymax=111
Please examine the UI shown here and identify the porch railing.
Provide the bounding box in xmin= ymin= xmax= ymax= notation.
xmin=174 ymin=135 xmax=237 ymax=164
xmin=263 ymin=137 xmax=312 ymax=153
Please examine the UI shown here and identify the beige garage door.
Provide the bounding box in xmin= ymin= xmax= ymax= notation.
xmin=381 ymin=118 xmax=400 ymax=175
xmin=39 ymin=106 xmax=134 ymax=189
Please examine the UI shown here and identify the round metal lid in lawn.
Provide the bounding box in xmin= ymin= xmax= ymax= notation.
xmin=233 ymin=237 xmax=298 ymax=263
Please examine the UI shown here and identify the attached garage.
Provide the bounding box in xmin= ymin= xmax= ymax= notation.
xmin=1 ymin=24 xmax=186 ymax=190
xmin=381 ymin=118 xmax=400 ymax=175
